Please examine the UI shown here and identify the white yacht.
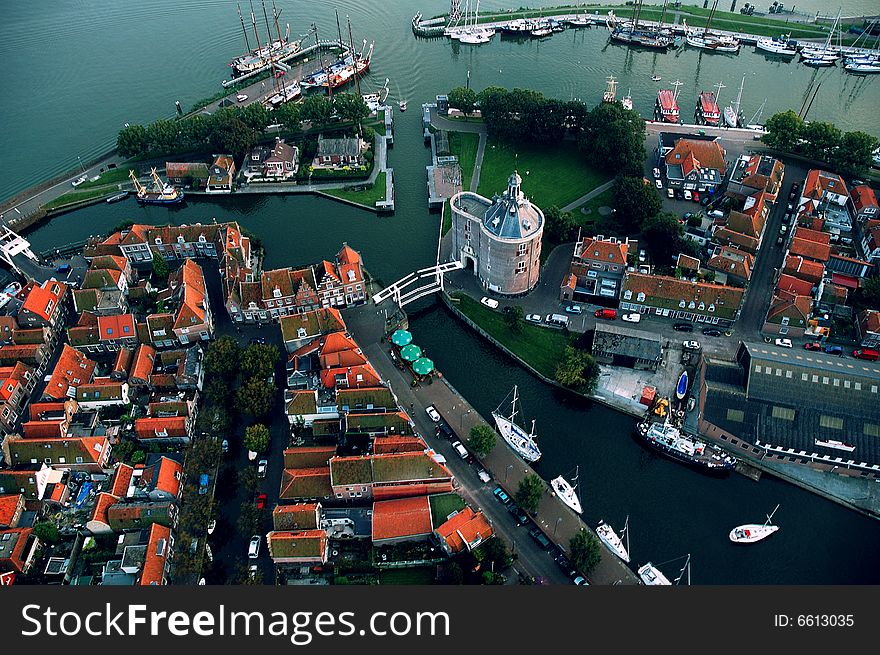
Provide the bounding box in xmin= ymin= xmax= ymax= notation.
xmin=638 ymin=563 xmax=671 ymax=585
xmin=550 ymin=467 xmax=582 ymax=514
xmin=492 ymin=386 xmax=541 ymax=462
xmin=596 ymin=517 xmax=630 ymax=563
xmin=755 ymin=35 xmax=797 ymax=56
xmin=730 ymin=504 xmax=780 ymax=544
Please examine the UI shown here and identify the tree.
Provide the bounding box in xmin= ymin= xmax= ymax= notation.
xmin=208 ymin=111 xmax=258 ymax=157
xmin=275 ymin=101 xmax=302 ymax=130
xmin=481 ymin=571 xmax=506 ymax=585
xmin=832 ymin=131 xmax=879 ymax=179
xmin=238 ymin=467 xmax=259 ymax=495
xmin=244 ymin=423 xmax=270 ymax=454
xmin=131 ymin=450 xmax=146 ymax=465
xmin=236 ymin=377 xmax=276 ymax=418
xmin=762 ymin=110 xmax=804 ymax=152
xmin=178 ymin=115 xmax=211 ymax=152
xmin=204 ymin=336 xmax=241 ymax=380
xmin=117 ymin=124 xmax=148 ymax=158
xmin=579 ymin=101 xmax=646 ymax=176
xmin=801 ymin=121 xmax=841 ymax=162
xmin=543 ymin=205 xmax=579 ymax=243
xmin=514 ymin=473 xmax=543 ymax=515
xmin=237 ymin=504 xmax=263 ymax=537
xmin=469 ymin=423 xmax=497 ymax=457
xmin=33 ymin=521 xmax=60 ymax=544
xmin=150 ymin=252 xmax=169 ymax=286
xmin=502 ymin=305 xmax=524 ymax=333
xmin=612 ymin=175 xmax=662 ymax=233
xmin=242 ymin=343 xmax=279 ymax=380
xmin=448 ymin=86 xmax=477 ymax=115
xmin=477 ymin=537 xmax=513 ymax=570
xmin=854 ymin=276 xmax=880 ymax=312
xmin=570 ymin=529 xmax=601 ymax=574
xmin=642 ymin=212 xmax=686 ymax=267
xmin=238 ymin=103 xmax=271 ymax=132
xmin=555 ymin=346 xmax=600 ymax=395
xmin=332 ymin=93 xmax=370 ymax=126
xmin=301 ymin=94 xmax=333 ymax=126
xmin=145 ymin=118 xmax=178 ymax=155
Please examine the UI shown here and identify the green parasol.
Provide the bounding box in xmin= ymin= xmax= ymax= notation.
xmin=412 ymin=357 xmax=435 ymax=376
xmin=391 ymin=329 xmax=413 ymax=346
xmin=400 ymin=344 xmax=422 ymax=362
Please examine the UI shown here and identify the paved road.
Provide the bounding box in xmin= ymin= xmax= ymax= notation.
xmin=470 ymin=133 xmax=487 ymax=192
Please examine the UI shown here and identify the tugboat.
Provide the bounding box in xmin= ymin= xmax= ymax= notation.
xmin=129 ymin=169 xmax=184 ymax=206
xmin=655 ymin=80 xmax=683 ymax=123
xmin=636 ymin=420 xmax=736 ymax=472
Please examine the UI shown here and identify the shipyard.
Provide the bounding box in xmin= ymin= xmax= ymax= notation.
xmin=0 ymin=0 xmax=878 ymax=601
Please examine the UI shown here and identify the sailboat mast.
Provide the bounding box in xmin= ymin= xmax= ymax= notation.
xmin=715 ymin=80 xmax=726 ymax=104
xmin=261 ymin=0 xmax=273 ymax=44
xmin=249 ymin=2 xmax=261 ymax=54
xmin=348 ymin=17 xmax=361 ymax=98
xmin=335 ymin=9 xmax=343 ymax=44
xmin=510 ymin=385 xmax=519 ymax=422
xmin=658 ymin=0 xmax=668 ymax=34
xmin=704 ymin=0 xmax=716 ymax=36
xmin=633 ymin=0 xmax=642 ymax=29
xmin=237 ymin=4 xmax=252 ymax=53
xmin=272 ymin=0 xmax=283 ymax=42
xmin=734 ymin=75 xmax=744 ymax=115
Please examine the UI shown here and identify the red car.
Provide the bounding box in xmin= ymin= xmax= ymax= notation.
xmin=692 ymin=191 xmax=700 ymax=203
xmin=256 ymin=493 xmax=267 ymax=509
xmin=803 ymin=342 xmax=821 ymax=351
xmin=274 ymin=69 xmax=285 ymax=78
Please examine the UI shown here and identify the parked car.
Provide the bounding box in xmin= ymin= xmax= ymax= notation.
xmin=71 ymin=175 xmax=87 ymax=188
xmin=683 ymin=340 xmax=701 ymax=351
xmin=236 ymin=93 xmax=248 ymax=102
xmin=700 ymin=195 xmax=712 ymax=206
xmin=257 ymin=459 xmax=268 ymax=478
xmin=673 ymin=323 xmax=694 ymax=333
xmin=207 ymin=520 xmax=216 ymax=535
xmin=425 ymin=405 xmax=441 ymax=422
xmin=621 ymin=313 xmax=641 ymax=323
xmin=790 ymin=182 xmax=800 ymax=195
xmin=803 ymin=342 xmax=822 ymax=351
xmin=683 ymin=190 xmax=693 ymax=201
xmin=675 ymin=189 xmax=684 ymax=200
xmin=775 ymin=236 xmax=784 ymax=247
xmin=55 ymin=264 xmax=72 ymax=275
xmin=480 ymin=296 xmax=499 ymax=309
xmin=525 ymin=313 xmax=542 ymax=324
xmin=529 ymin=527 xmax=553 ymax=551
xmin=198 ymin=473 xmax=209 ymax=495
xmin=221 ymin=439 xmax=229 ymax=453
xmin=780 ymin=224 xmax=788 ymax=235
xmin=248 ymin=535 xmax=261 ymax=559
xmin=572 ymin=576 xmax=589 ymax=586
xmin=701 ymin=327 xmax=722 ymax=337
xmin=823 ymin=345 xmax=843 ymax=356
xmin=256 ymin=493 xmax=267 ymax=509
xmin=493 ymin=486 xmax=512 ymax=505
xmin=774 ymin=338 xmax=793 ymax=348
xmin=692 ymin=191 xmax=700 ymax=203
xmin=274 ymin=69 xmax=285 ymax=78
xmin=638 ymin=249 xmax=647 ymax=263
xmin=667 ymin=188 xmax=675 ymax=199
xmin=655 ymin=179 xmax=663 ymax=190
xmin=508 ymin=503 xmax=529 ymax=526
xmin=565 ymin=304 xmax=583 ymax=315
xmin=435 ymin=420 xmax=455 ymax=439
xmin=853 ymin=348 xmax=879 ymax=361
xmin=595 ymin=308 xmax=617 ymax=320
xmin=478 ymin=469 xmax=491 ymax=483
xmin=652 ymin=167 xmax=661 ymax=179
xmin=451 ymin=440 xmax=469 ymax=459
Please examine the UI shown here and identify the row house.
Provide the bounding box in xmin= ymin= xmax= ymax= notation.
xmin=559 ymin=235 xmax=633 ymax=302
xmin=857 ymin=310 xmax=880 ymax=349
xmin=858 ymin=219 xmax=880 ymax=265
xmin=205 ymin=154 xmax=235 ymax=193
xmin=661 ymin=137 xmax=727 ymax=193
xmin=266 ymin=530 xmax=328 ymax=566
xmin=167 ymin=259 xmax=213 ymax=344
xmin=133 ymin=415 xmax=192 ymax=444
xmin=1 ymin=434 xmax=111 ymax=473
xmin=243 ymin=138 xmax=300 ymax=182
xmin=165 ymin=161 xmax=210 ymax=188
xmin=619 ymin=272 xmax=745 ymax=327
xmin=75 ymin=378 xmax=130 ymax=409
xmin=67 ymin=312 xmax=138 ymax=353
xmin=128 ymin=346 xmax=203 ymax=392
xmin=280 ymin=307 xmax=346 ymax=353
xmin=705 ymin=245 xmax=754 ymax=287
xmin=140 ymin=523 xmax=173 ymax=586
xmin=259 ymin=267 xmax=320 ymax=319
xmin=0 ymin=362 xmax=36 ymax=434
xmin=218 ymin=222 xmax=257 ymax=306
xmin=328 ymin=451 xmax=454 ymax=502
xmin=798 ymin=169 xmax=851 ymax=233
xmin=272 ymin=503 xmax=321 ymax=531
xmin=434 ymin=506 xmax=493 ymax=556
xmin=72 ymin=255 xmax=134 ymax=316
xmin=725 ymin=153 xmax=785 ymax=202
xmin=851 ymin=185 xmax=878 ymax=223
xmin=0 ymin=493 xmax=25 ymax=529
xmin=15 ymin=279 xmax=68 ymax=331
xmin=763 ymin=288 xmax=813 ymax=337
xmin=107 ymin=223 xmax=223 ymax=265
xmin=43 ymin=344 xmax=96 ymax=401
xmin=0 ymin=527 xmax=39 ymax=574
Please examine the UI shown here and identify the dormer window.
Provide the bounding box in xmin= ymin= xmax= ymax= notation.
xmin=679 ymin=300 xmax=687 ymax=308
xmin=623 ymin=290 xmax=632 ymax=300
xmin=637 ymin=292 xmax=646 ymax=302
xmin=688 ymin=301 xmax=696 ymax=309
xmin=177 ymin=235 xmax=185 ymax=244
xmin=273 ymin=288 xmax=282 ymax=298
xmin=708 ymin=304 xmax=715 ymax=312
xmin=155 ymin=237 xmax=162 ymax=245
xmin=698 ymin=302 xmax=705 ymax=311
xmin=199 ymin=235 xmax=206 ymax=243
xmin=297 ymin=327 xmax=307 ymax=339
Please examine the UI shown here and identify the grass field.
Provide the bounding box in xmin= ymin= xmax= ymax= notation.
xmin=477 ymin=139 xmax=606 ymax=209
xmin=377 ymin=567 xmax=437 ymax=585
xmin=43 ymin=187 xmax=116 ymax=210
xmin=429 ymin=493 xmax=467 ymax=528
xmin=447 ymin=131 xmax=480 ymax=191
xmin=572 ymin=189 xmax=622 ymax=234
xmin=323 ymin=171 xmax=386 ymax=208
xmin=452 ymin=292 xmax=571 ymax=380
xmin=76 ymin=167 xmax=131 ymax=190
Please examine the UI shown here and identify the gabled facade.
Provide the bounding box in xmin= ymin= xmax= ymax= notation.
xmin=206 ymin=154 xmax=235 ymax=193
xmin=16 ymin=279 xmax=68 ymax=330
xmin=560 ymin=235 xmax=632 ymax=302
xmin=243 ymin=138 xmax=300 ymax=181
xmin=620 ymin=272 xmax=744 ymax=327
xmin=662 ymin=137 xmax=727 ymax=192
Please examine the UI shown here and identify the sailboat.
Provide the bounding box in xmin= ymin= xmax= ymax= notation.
xmin=755 ymin=33 xmax=797 ymax=57
xmin=639 ymin=553 xmax=691 ymax=585
xmin=450 ymin=0 xmax=494 ymax=44
xmin=362 ymin=77 xmax=389 ymax=112
xmin=684 ymin=1 xmax=740 ymax=53
xmin=492 ymin=385 xmax=541 ymax=463
xmin=724 ymin=75 xmax=744 ymax=128
xmin=550 ymin=466 xmax=582 ymax=514
xmin=729 ymin=504 xmax=780 ymax=544
xmin=800 ymin=9 xmax=841 ymax=65
xmin=602 ymin=75 xmax=618 ymax=103
xmin=607 ymin=0 xmax=674 ymax=50
xmin=596 ymin=516 xmax=630 ymax=563
xmin=621 ymin=88 xmax=633 ymax=111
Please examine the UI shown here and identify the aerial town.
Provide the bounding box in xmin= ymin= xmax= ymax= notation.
xmin=1 ymin=0 xmax=879 ymax=589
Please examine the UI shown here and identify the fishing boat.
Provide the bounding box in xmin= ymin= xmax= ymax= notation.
xmin=655 ymin=80 xmax=682 ymax=123
xmin=596 ymin=517 xmax=630 ymax=563
xmin=845 ymin=62 xmax=880 ymax=73
xmin=550 ymin=467 xmax=582 ymax=514
xmin=724 ymin=75 xmax=745 ymax=128
xmin=105 ymin=191 xmax=129 ymax=204
xmin=755 ymin=34 xmax=797 ymax=56
xmin=621 ymin=88 xmax=633 ymax=111
xmin=602 ymin=75 xmax=618 ymax=103
xmin=129 ymin=169 xmax=184 ymax=206
xmin=0 ymin=282 xmax=21 ymax=311
xmin=492 ymin=385 xmax=541 ymax=463
xmin=696 ymin=83 xmax=723 ymax=125
xmin=638 ymin=562 xmax=671 ymax=585
xmin=228 ymin=1 xmax=300 ymax=76
xmin=683 ymin=2 xmax=740 ymax=53
xmin=636 ymin=420 xmax=736 ymax=471
xmin=321 ymin=42 xmax=373 ymax=91
xmin=730 ymin=504 xmax=780 ymax=543
xmin=675 ymin=370 xmax=689 ymax=400
xmin=814 ymin=439 xmax=855 ymax=452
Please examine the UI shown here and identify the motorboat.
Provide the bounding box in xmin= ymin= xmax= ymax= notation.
xmin=638 ymin=562 xmax=671 ymax=585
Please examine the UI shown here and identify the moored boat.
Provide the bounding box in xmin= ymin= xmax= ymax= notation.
xmin=621 ymin=88 xmax=633 ymax=111
xmin=603 ymin=75 xmax=618 ymax=103
xmin=638 ymin=562 xmax=671 ymax=585
xmin=655 ymin=82 xmax=682 ymax=123
xmin=845 ymin=62 xmax=880 ymax=73
xmin=675 ymin=370 xmax=689 ymax=400
xmin=596 ymin=517 xmax=630 ymax=563
xmin=550 ymin=467 xmax=582 ymax=514
xmin=730 ymin=504 xmax=780 ymax=543
xmin=492 ymin=385 xmax=541 ymax=463
xmin=755 ymin=34 xmax=797 ymax=56
xmin=814 ymin=439 xmax=855 ymax=452
xmin=697 ymin=87 xmax=722 ymax=125
xmin=724 ymin=75 xmax=745 ymax=128
xmin=105 ymin=191 xmax=129 ymax=204
xmin=636 ymin=420 xmax=736 ymax=471
xmin=683 ymin=3 xmax=740 ymax=53
xmin=129 ymin=169 xmax=184 ymax=206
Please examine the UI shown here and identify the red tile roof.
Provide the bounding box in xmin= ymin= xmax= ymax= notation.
xmin=134 ymin=416 xmax=188 ymax=439
xmin=130 ymin=344 xmax=156 ymax=383
xmin=90 ymin=492 xmax=119 ymax=526
xmin=574 ymin=236 xmax=630 ymax=266
xmin=45 ymin=345 xmax=96 ymax=400
xmin=664 ymin=139 xmax=726 ymax=173
xmin=111 ymin=463 xmax=135 ymax=497
xmin=783 ymin=255 xmax=825 ymax=284
xmin=435 ymin=507 xmax=493 ymax=554
xmin=21 ymin=419 xmax=65 ymax=439
xmin=0 ymin=362 xmax=31 ymax=401
xmin=97 ymin=314 xmax=136 ymax=342
xmin=112 ymin=347 xmax=135 ymax=377
xmin=766 ymin=289 xmax=812 ymax=323
xmin=0 ymin=495 xmax=22 ymax=527
xmin=373 ymin=435 xmax=429 ymax=454
xmin=151 ymin=457 xmax=183 ymax=497
xmin=20 ymin=280 xmax=67 ymax=322
xmin=851 ymin=185 xmax=878 ymax=214
xmin=320 ymin=363 xmax=382 ymax=389
xmin=789 ymin=230 xmax=831 ymax=263
xmin=372 ymin=495 xmax=433 ymax=542
xmin=706 ymin=246 xmax=754 ymax=281
xmin=860 ymin=309 xmax=880 ymax=334
xmin=776 ymin=274 xmax=814 ymax=297
xmin=173 ymin=260 xmax=208 ymax=330
xmin=140 ymin=523 xmax=172 ymax=586
xmin=802 ymin=169 xmax=848 ymax=201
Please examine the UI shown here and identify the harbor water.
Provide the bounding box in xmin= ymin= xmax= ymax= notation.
xmin=7 ymin=0 xmax=880 ymax=583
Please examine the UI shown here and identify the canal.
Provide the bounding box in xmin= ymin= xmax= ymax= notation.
xmin=9 ymin=0 xmax=880 ymax=583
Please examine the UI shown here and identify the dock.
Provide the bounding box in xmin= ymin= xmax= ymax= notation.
xmin=221 ymin=39 xmax=352 ymax=88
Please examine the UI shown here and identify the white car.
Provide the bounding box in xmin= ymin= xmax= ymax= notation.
xmin=683 ymin=190 xmax=693 ymax=201
xmin=524 ymin=313 xmax=542 ymax=324
xmin=236 ymin=93 xmax=248 ymax=102
xmin=425 ymin=405 xmax=441 ymax=422
xmin=652 ymin=167 xmax=661 ymax=179
xmin=667 ymin=187 xmax=674 ymax=199
xmin=480 ymin=296 xmax=499 ymax=309
xmin=71 ymin=175 xmax=87 ymax=188
xmin=207 ymin=519 xmax=216 ymax=535
xmin=257 ymin=459 xmax=268 ymax=478
xmin=683 ymin=340 xmax=702 ymax=351
xmin=774 ymin=338 xmax=793 ymax=348
xmin=248 ymin=535 xmax=261 ymax=559
xmin=655 ymin=179 xmax=663 ymax=190
xmin=621 ymin=313 xmax=641 ymax=323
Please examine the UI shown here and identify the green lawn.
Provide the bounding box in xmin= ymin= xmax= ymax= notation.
xmin=43 ymin=187 xmax=116 ymax=210
xmin=429 ymin=493 xmax=467 ymax=528
xmin=477 ymin=139 xmax=606 ymax=210
xmin=571 ymin=189 xmax=623 ymax=235
xmin=442 ymin=200 xmax=453 ymax=236
xmin=76 ymin=167 xmax=132 ymax=190
xmin=447 ymin=131 xmax=480 ymax=191
xmin=323 ymin=171 xmax=386 ymax=208
xmin=452 ymin=292 xmax=571 ymax=380
xmin=378 ymin=567 xmax=436 ymax=585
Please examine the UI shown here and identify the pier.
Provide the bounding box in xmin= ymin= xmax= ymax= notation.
xmin=221 ymin=39 xmax=352 ymax=88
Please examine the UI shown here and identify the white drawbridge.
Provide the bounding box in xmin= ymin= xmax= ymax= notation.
xmin=373 ymin=260 xmax=464 ymax=307
xmin=0 ymin=225 xmax=38 ymax=274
